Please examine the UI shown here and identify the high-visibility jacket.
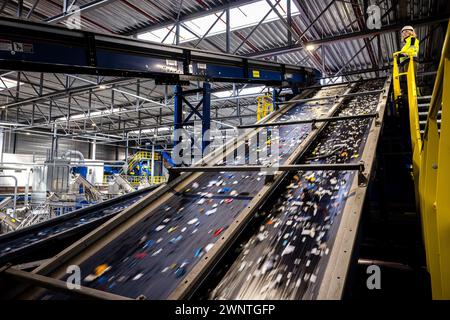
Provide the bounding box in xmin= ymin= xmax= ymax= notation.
xmin=399 ymin=36 xmax=419 ymax=64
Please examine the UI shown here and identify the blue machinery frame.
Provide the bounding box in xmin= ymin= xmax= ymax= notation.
xmin=0 ymin=17 xmax=319 ymax=85
xmin=0 ymin=17 xmax=320 ymax=161
xmin=173 ymin=83 xmax=211 ymax=153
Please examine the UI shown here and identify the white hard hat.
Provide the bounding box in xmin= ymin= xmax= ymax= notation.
xmin=401 ymin=25 xmax=414 ymax=33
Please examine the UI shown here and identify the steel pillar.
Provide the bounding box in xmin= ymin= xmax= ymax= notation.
xmin=172 ymin=82 xmax=212 ymax=158
xmin=173 ymin=84 xmax=183 ymax=151
xmin=272 ymin=87 xmax=278 ymax=110
xmin=202 ymin=82 xmax=211 ymax=152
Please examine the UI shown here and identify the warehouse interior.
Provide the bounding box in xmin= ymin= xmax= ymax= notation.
xmin=0 ymin=0 xmax=449 ymax=301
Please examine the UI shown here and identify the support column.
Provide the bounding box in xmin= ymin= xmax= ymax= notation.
xmin=173 ymin=84 xmax=183 ymax=150
xmin=51 ymin=124 xmax=57 ymax=160
xmin=91 ymin=140 xmax=97 ymax=160
xmin=0 ymin=129 xmax=4 ymax=164
xmin=125 ymin=132 xmax=129 ymax=174
xmin=272 ymin=87 xmax=278 ymax=111
xmin=151 ymin=144 xmax=155 ymax=185
xmin=175 ymin=22 xmax=180 ymax=45
xmin=287 ymin=0 xmax=292 ymax=46
xmin=202 ymin=82 xmax=211 ymax=153
xmin=226 ymin=8 xmax=231 ymax=53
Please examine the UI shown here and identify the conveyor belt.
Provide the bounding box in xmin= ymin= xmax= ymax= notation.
xmin=1 ymin=78 xmax=390 ymax=300
xmin=209 ymin=79 xmax=386 ymax=300
xmin=6 ymin=84 xmax=349 ymax=300
xmin=0 ymin=17 xmax=318 ymax=85
xmin=0 ymin=187 xmax=155 ymax=266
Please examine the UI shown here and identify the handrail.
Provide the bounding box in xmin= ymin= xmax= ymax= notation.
xmin=425 ymin=22 xmax=450 ymax=133
xmin=392 ymin=50 xmax=422 ymax=151
xmin=392 ymin=49 xmax=422 ymax=224
xmin=410 ymin=20 xmax=450 ymax=299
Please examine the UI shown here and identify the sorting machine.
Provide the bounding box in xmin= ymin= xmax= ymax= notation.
xmin=0 ymin=186 xmax=155 ymax=267
xmin=0 ymin=17 xmax=391 ymax=300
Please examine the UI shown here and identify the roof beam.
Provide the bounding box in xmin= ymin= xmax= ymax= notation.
xmin=44 ymin=0 xmax=118 ymax=23
xmin=246 ymin=14 xmax=450 ymax=59
xmin=306 ymin=14 xmax=450 ymax=45
xmin=0 ymin=78 xmax=137 ymax=109
xmin=121 ymin=0 xmax=260 ymax=36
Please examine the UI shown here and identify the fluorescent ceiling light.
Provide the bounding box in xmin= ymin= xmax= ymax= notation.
xmin=56 ymin=107 xmax=123 ymax=122
xmin=213 ymin=85 xmax=266 ymax=98
xmin=129 ymin=127 xmax=171 ymax=135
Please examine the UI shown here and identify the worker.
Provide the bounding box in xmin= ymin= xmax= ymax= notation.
xmin=397 ymin=25 xmax=420 ymax=102
xmin=398 ymin=25 xmax=419 ymax=74
xmin=395 ymin=26 xmax=420 ymax=143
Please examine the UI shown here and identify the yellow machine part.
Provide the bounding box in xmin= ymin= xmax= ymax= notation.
xmin=257 ymin=94 xmax=274 ymax=121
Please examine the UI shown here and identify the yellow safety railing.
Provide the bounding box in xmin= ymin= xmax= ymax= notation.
xmin=395 ymin=20 xmax=450 ymax=299
xmin=126 ymin=176 xmax=143 ymax=186
xmin=151 ymin=176 xmax=166 ymax=184
xmin=125 ymin=151 xmax=161 ymax=173
xmin=103 ymin=174 xmax=166 ymax=186
xmin=257 ymin=93 xmax=273 ymax=121
xmin=419 ymin=20 xmax=450 ymax=299
xmin=393 ymin=50 xmax=422 ymax=209
xmin=126 ymin=175 xmax=167 ymax=186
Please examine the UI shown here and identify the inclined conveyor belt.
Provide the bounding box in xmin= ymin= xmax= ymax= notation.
xmin=33 ymin=84 xmax=351 ymax=300
xmin=0 ymin=187 xmax=155 ymax=266
xmin=210 ymin=79 xmax=386 ymax=300
xmin=1 ymin=78 xmax=391 ymax=300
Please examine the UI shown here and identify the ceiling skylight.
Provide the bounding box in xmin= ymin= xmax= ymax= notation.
xmin=137 ymin=0 xmax=299 ymax=45
xmin=0 ymin=77 xmax=20 ymax=91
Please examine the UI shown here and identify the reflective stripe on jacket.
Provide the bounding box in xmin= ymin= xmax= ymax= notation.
xmin=399 ymin=36 xmax=419 ymax=64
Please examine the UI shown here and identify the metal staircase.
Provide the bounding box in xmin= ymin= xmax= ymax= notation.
xmin=418 ymin=95 xmax=441 ymax=135
xmin=393 ymin=20 xmax=450 ymax=299
xmin=120 ymin=151 xmax=160 ymax=174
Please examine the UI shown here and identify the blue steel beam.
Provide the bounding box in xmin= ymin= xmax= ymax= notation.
xmin=173 ymin=84 xmax=183 ymax=152
xmin=202 ymin=82 xmax=211 ymax=153
xmin=172 ymin=82 xmax=212 ymax=159
xmin=0 ymin=17 xmax=318 ymax=86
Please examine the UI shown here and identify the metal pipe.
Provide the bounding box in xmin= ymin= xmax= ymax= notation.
xmin=0 ymin=167 xmax=28 ymax=171
xmin=1 ymin=267 xmax=132 ymax=300
xmin=24 ymin=168 xmax=33 ymax=207
xmin=0 ymin=175 xmax=17 ymax=215
xmin=1 ymin=162 xmax=39 ymax=166
xmin=237 ymin=112 xmax=378 ymax=129
xmin=358 ymin=259 xmax=413 ymax=272
xmin=61 ymin=150 xmax=85 ymax=163
xmin=151 ymin=144 xmax=155 ymax=185
xmin=69 ymin=164 xmax=124 ymax=168
xmin=169 ymin=162 xmax=364 ymax=173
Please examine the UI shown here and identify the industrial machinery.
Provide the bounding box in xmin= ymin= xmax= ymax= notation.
xmin=107 ymin=174 xmax=136 ymax=196
xmin=0 ymin=76 xmax=390 ymax=300
xmin=0 ymin=16 xmax=416 ymax=301
xmin=0 ymin=186 xmax=156 ymax=267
